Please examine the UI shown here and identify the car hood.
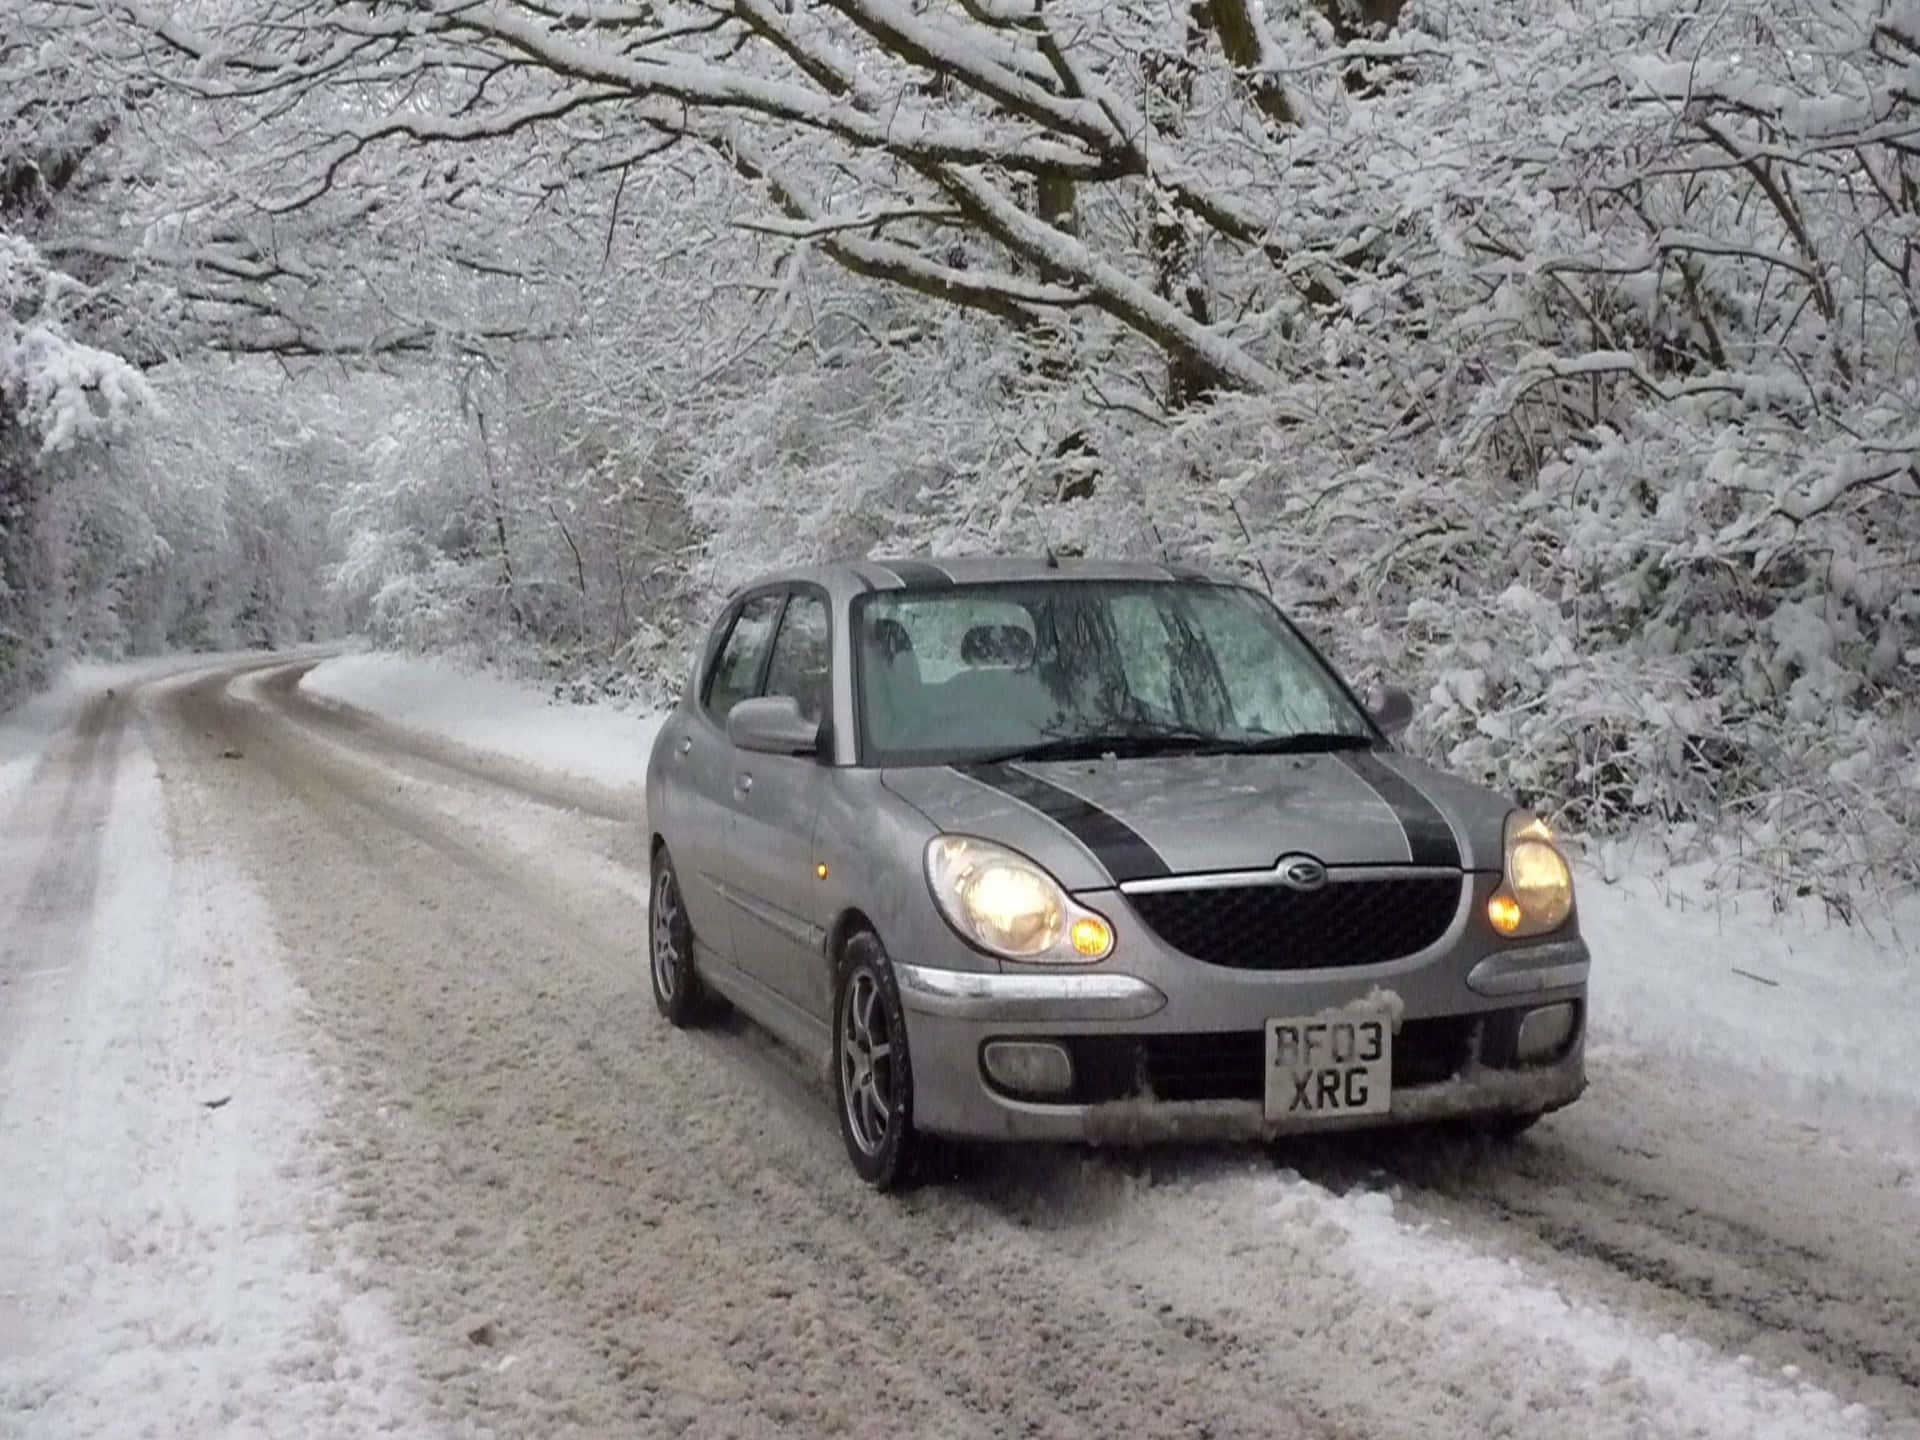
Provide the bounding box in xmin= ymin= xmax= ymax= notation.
xmin=881 ymin=750 xmax=1508 ymax=892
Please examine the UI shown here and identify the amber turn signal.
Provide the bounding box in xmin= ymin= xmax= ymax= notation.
xmin=1069 ymin=915 xmax=1113 ymax=957
xmin=1487 ymin=893 xmax=1523 ymax=936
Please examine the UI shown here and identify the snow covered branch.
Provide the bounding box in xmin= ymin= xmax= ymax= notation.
xmin=78 ymin=0 xmax=1370 ymax=398
xmin=2 ymin=233 xmax=150 ymax=452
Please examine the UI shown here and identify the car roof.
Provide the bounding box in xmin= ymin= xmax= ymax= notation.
xmin=733 ymin=556 xmax=1241 ymax=595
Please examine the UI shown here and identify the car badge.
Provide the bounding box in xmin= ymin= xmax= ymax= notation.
xmin=1275 ymin=855 xmax=1328 ymax=891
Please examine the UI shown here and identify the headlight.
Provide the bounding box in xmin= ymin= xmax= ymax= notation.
xmin=924 ymin=836 xmax=1114 ymax=963
xmin=1487 ymin=812 xmax=1573 ymax=937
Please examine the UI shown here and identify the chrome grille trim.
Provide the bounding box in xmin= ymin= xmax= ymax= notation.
xmin=1118 ymin=864 xmax=1461 ymax=895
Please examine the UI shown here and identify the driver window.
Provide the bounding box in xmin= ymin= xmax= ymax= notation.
xmin=763 ymin=593 xmax=831 ymax=724
xmin=1107 ymin=593 xmax=1178 ymax=717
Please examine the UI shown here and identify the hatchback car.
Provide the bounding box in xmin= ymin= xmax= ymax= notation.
xmin=646 ymin=558 xmax=1589 ymax=1188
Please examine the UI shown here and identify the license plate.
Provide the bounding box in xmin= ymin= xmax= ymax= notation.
xmin=1264 ymin=1006 xmax=1394 ymax=1122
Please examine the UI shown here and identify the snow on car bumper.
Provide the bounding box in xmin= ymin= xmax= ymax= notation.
xmin=1076 ymin=1056 xmax=1583 ymax=1146
xmin=893 ymin=953 xmax=1587 ymax=1144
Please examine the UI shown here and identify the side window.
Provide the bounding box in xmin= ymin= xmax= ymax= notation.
xmin=703 ymin=593 xmax=782 ymax=723
xmin=763 ymin=593 xmax=831 ymax=724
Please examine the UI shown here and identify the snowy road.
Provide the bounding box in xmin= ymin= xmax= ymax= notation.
xmin=3 ymin=657 xmax=1918 ymax=1439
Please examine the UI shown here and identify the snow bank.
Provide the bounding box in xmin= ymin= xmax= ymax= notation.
xmin=1055 ymin=1156 xmax=1889 ymax=1440
xmin=300 ymin=651 xmax=664 ymax=790
xmin=1580 ymin=854 xmax=1920 ymax=1116
xmin=1250 ymin=1173 xmax=1873 ymax=1439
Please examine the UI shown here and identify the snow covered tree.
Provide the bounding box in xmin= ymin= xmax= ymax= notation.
xmin=2 ymin=2 xmax=153 ymax=699
xmin=52 ymin=0 xmax=1920 ymax=886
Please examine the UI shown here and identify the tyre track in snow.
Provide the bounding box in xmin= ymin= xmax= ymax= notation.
xmin=142 ymin=657 xmax=1919 ymax=1439
xmin=0 ymin=689 xmax=126 ymax=1359
xmin=0 ymin=690 xmax=126 ymax=1060
xmin=1 ymin=660 xmax=446 ymax=1436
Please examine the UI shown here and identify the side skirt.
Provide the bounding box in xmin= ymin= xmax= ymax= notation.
xmin=693 ymin=943 xmax=835 ymax=1082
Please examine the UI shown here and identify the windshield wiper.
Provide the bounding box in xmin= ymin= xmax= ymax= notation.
xmin=977 ymin=729 xmax=1373 ymax=765
xmin=1209 ymin=731 xmax=1376 ymax=755
xmin=974 ymin=731 xmax=1219 ymax=765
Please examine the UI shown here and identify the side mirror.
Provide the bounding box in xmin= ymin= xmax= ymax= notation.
xmin=726 ymin=695 xmax=821 ymax=756
xmin=1369 ymin=685 xmax=1415 ymax=739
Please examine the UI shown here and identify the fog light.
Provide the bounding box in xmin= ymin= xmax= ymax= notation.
xmin=981 ymin=1040 xmax=1074 ymax=1097
xmin=1515 ymin=1003 xmax=1577 ymax=1064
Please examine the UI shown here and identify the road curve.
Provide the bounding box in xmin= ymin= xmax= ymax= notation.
xmin=6 ymin=656 xmax=1915 ymax=1440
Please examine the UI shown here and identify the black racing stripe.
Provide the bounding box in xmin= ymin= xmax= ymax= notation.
xmin=954 ymin=762 xmax=1173 ymax=882
xmin=876 ymin=558 xmax=952 ymax=588
xmin=1338 ymin=751 xmax=1461 ymax=869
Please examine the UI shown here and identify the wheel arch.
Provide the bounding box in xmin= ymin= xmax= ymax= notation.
xmin=824 ymin=906 xmax=879 ymax=976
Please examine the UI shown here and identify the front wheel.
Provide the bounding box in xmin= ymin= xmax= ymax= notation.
xmin=833 ymin=932 xmax=921 ymax=1190
xmin=650 ymin=848 xmax=719 ymax=1027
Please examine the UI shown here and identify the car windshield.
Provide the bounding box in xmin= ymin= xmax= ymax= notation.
xmin=853 ymin=580 xmax=1376 ymax=766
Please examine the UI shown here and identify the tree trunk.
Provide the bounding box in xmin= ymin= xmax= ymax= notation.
xmin=1313 ymin=0 xmax=1410 ymax=94
xmin=1197 ymin=0 xmax=1297 ymax=125
xmin=472 ymin=406 xmax=523 ymax=631
xmin=1145 ymin=5 xmax=1230 ymax=408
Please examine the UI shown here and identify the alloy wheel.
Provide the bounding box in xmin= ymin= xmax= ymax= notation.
xmin=651 ymin=865 xmax=682 ymax=1004
xmin=839 ymin=969 xmax=895 ymax=1156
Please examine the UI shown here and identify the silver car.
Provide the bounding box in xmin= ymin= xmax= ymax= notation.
xmin=646 ymin=558 xmax=1589 ymax=1188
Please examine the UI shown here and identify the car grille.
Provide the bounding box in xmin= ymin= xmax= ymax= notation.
xmin=1063 ymin=1018 xmax=1477 ymax=1104
xmin=1125 ymin=875 xmax=1463 ymax=970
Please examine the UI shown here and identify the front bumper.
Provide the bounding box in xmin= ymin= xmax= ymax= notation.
xmin=893 ymin=946 xmax=1588 ymax=1144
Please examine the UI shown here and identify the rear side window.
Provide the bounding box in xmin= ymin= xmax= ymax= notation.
xmin=763 ymin=593 xmax=831 ymax=723
xmin=704 ymin=593 xmax=782 ymax=723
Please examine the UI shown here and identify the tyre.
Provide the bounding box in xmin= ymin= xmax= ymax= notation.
xmin=833 ymin=931 xmax=921 ymax=1190
xmin=650 ymin=847 xmax=719 ymax=1027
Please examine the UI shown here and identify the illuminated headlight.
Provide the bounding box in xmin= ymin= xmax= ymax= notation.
xmin=925 ymin=836 xmax=1114 ymax=963
xmin=1486 ymin=813 xmax=1574 ymax=938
